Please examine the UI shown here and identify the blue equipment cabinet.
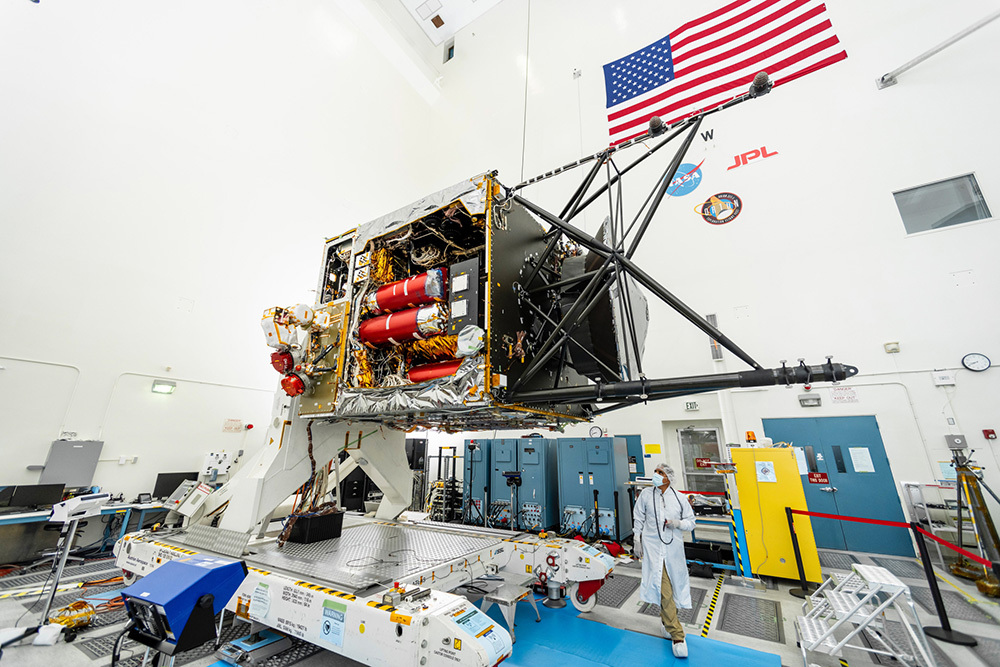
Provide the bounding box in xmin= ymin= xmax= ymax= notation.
xmin=557 ymin=437 xmax=632 ymax=540
xmin=517 ymin=438 xmax=559 ymax=531
xmin=617 ymin=434 xmax=645 ymax=481
xmin=463 ymin=438 xmax=491 ymax=525
xmin=489 ymin=439 xmax=519 ymax=527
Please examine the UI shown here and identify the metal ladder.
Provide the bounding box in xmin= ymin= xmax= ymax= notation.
xmin=795 ymin=564 xmax=937 ymax=667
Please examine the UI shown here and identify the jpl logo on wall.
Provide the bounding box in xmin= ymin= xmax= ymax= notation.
xmin=667 ymin=160 xmax=704 ymax=196
xmin=696 ymin=192 xmax=742 ymax=225
xmin=727 ymin=146 xmax=778 ymax=171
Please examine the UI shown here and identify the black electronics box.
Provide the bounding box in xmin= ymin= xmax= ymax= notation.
xmin=288 ymin=510 xmax=344 ymax=544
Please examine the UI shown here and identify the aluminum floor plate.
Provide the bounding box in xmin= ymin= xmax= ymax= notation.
xmin=862 ymin=620 xmax=954 ymax=667
xmin=0 ymin=559 xmax=118 ymax=589
xmin=970 ymin=635 xmax=1000 ymax=667
xmin=638 ymin=586 xmax=707 ymax=625
xmin=910 ymin=587 xmax=998 ymax=624
xmin=595 ymin=573 xmax=640 ymax=608
xmin=870 ymin=557 xmax=925 ymax=580
xmin=818 ymin=550 xmax=860 ymax=571
xmin=74 ymin=618 xmax=250 ymax=665
xmin=248 ymin=522 xmax=503 ymax=591
xmin=716 ymin=593 xmax=783 ymax=643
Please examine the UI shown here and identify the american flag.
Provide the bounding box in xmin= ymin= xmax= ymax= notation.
xmin=603 ymin=0 xmax=847 ymax=145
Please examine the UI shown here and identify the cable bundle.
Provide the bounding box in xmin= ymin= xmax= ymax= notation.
xmin=277 ymin=421 xmax=340 ymax=548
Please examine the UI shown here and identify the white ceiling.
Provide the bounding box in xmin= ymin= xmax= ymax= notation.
xmin=397 ymin=0 xmax=506 ymax=46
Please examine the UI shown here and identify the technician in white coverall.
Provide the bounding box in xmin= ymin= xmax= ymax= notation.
xmin=633 ymin=463 xmax=696 ymax=658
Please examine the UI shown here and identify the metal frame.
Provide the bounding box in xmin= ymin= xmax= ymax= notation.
xmin=496 ymin=73 xmax=856 ymax=413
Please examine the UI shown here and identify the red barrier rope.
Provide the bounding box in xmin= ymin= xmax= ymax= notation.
xmin=790 ymin=507 xmax=994 ymax=568
xmin=790 ymin=508 xmax=909 ymax=529
xmin=914 ymin=526 xmax=993 ymax=567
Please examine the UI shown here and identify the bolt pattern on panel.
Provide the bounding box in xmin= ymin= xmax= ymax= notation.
xmin=862 ymin=620 xmax=956 ymax=667
xmin=910 ymin=587 xmax=999 ymax=624
xmin=869 ymin=556 xmax=925 ymax=580
xmin=637 ymin=586 xmax=707 ymax=624
xmin=0 ymin=559 xmax=119 ymax=589
xmin=716 ymin=593 xmax=783 ymax=642
xmin=250 ymin=522 xmax=500 ymax=590
xmin=817 ymin=550 xmax=860 ymax=571
xmin=594 ymin=573 xmax=640 ymax=608
xmin=176 ymin=525 xmax=252 ymax=558
xmin=970 ymin=636 xmax=1000 ymax=667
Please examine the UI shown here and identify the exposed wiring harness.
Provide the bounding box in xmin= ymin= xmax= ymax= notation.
xmin=277 ymin=421 xmax=340 ymax=548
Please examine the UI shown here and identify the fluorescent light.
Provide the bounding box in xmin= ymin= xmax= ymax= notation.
xmin=151 ymin=380 xmax=176 ymax=394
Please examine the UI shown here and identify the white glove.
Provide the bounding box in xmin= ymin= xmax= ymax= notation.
xmin=663 ymin=518 xmax=673 ymax=529
xmin=633 ymin=534 xmax=643 ymax=559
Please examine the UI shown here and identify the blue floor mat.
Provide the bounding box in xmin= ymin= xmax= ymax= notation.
xmin=482 ymin=597 xmax=780 ymax=667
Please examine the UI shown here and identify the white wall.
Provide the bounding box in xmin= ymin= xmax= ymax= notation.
xmin=0 ymin=0 xmax=450 ymax=497
xmin=420 ymin=0 xmax=1000 ymax=519
xmin=3 ymin=1 xmax=999 ymax=520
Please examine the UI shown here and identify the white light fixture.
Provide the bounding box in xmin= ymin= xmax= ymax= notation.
xmin=151 ymin=379 xmax=176 ymax=394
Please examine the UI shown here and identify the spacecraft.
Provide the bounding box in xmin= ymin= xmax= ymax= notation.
xmin=260 ymin=73 xmax=857 ymax=432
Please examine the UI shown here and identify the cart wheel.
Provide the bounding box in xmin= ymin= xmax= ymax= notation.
xmin=568 ymin=582 xmax=597 ymax=613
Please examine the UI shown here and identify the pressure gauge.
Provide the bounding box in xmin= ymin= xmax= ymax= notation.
xmin=589 ymin=426 xmax=604 ymax=437
xmin=962 ymin=353 xmax=991 ymax=372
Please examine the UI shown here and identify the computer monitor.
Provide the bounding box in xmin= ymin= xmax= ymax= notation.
xmin=9 ymin=484 xmax=65 ymax=509
xmin=0 ymin=486 xmax=14 ymax=508
xmin=153 ymin=472 xmax=199 ymax=500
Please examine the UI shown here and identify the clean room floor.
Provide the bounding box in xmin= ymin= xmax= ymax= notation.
xmin=2 ymin=548 xmax=998 ymax=667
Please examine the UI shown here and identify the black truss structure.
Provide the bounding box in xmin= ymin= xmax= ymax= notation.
xmin=499 ymin=72 xmax=858 ymax=414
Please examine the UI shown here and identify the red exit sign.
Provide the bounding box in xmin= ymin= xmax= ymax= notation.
xmin=694 ymin=458 xmax=712 ymax=469
xmin=808 ymin=472 xmax=829 ymax=484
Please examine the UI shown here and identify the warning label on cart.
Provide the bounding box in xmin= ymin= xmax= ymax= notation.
xmin=318 ymin=599 xmax=346 ymax=648
xmin=449 ymin=605 xmax=507 ymax=665
xmin=249 ymin=583 xmax=270 ymax=619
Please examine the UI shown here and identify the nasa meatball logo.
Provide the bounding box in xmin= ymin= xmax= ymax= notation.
xmin=696 ymin=192 xmax=742 ymax=225
xmin=667 ymin=160 xmax=704 ymax=197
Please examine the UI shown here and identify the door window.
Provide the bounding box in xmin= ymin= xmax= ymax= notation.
xmin=677 ymin=428 xmax=725 ymax=493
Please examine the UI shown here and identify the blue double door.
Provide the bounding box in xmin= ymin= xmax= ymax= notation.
xmin=762 ymin=416 xmax=913 ymax=557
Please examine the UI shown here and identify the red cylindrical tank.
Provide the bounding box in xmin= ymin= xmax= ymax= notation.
xmin=364 ymin=268 xmax=447 ymax=314
xmin=358 ymin=303 xmax=448 ymax=347
xmin=270 ymin=350 xmax=294 ymax=373
xmin=281 ymin=373 xmax=306 ymax=396
xmin=408 ymin=359 xmax=463 ymax=383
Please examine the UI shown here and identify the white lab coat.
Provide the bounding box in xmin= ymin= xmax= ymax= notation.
xmin=633 ymin=485 xmax=696 ymax=608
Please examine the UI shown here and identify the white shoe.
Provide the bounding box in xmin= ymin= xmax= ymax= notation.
xmin=672 ymin=640 xmax=688 ymax=658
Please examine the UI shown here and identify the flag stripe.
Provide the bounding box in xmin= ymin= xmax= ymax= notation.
xmin=608 ymin=1 xmax=833 ymax=125
xmin=610 ymin=3 xmax=826 ymax=123
xmin=610 ymin=47 xmax=846 ymax=145
xmin=668 ymin=0 xmax=758 ymax=44
xmin=610 ymin=27 xmax=839 ymax=135
xmin=604 ymin=0 xmax=847 ymax=144
xmin=672 ymin=0 xmax=787 ymax=52
xmin=672 ymin=0 xmax=814 ymax=66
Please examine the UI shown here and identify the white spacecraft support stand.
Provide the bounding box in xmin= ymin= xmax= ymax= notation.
xmin=114 ymin=395 xmax=616 ymax=667
xmin=192 ymin=396 xmax=411 ymax=535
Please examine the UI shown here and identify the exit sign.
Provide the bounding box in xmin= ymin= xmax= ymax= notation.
xmin=694 ymin=458 xmax=712 ymax=469
xmin=807 ymin=472 xmax=829 ymax=484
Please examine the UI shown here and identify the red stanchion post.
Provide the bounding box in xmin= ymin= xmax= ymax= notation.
xmin=910 ymin=522 xmax=977 ymax=646
xmin=786 ymin=507 xmax=813 ymax=599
